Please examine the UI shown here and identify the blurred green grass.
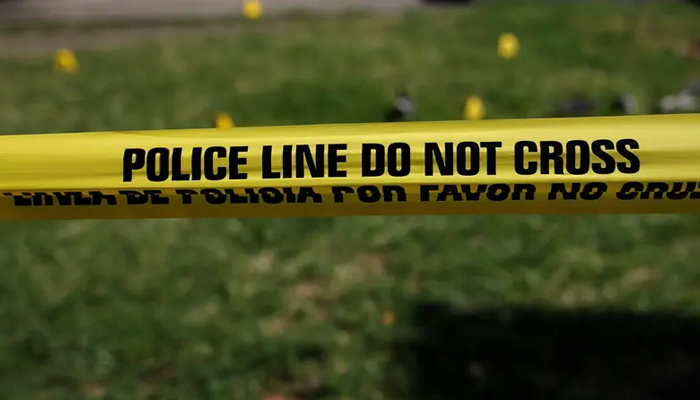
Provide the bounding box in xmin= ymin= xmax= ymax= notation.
xmin=1 ymin=2 xmax=700 ymax=399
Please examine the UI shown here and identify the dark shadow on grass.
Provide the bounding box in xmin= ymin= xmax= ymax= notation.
xmin=388 ymin=302 xmax=700 ymax=400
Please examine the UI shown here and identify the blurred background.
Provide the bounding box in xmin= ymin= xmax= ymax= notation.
xmin=1 ymin=1 xmax=700 ymax=399
xmin=0 ymin=0 xmax=413 ymax=24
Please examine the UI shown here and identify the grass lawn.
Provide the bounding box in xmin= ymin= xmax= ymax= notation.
xmin=1 ymin=2 xmax=700 ymax=399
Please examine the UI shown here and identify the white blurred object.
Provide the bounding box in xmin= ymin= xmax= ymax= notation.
xmin=658 ymin=95 xmax=678 ymax=114
xmin=676 ymin=92 xmax=697 ymax=112
xmin=657 ymin=91 xmax=697 ymax=114
xmin=395 ymin=94 xmax=414 ymax=115
xmin=384 ymin=89 xmax=415 ymax=122
xmin=619 ymin=94 xmax=638 ymax=114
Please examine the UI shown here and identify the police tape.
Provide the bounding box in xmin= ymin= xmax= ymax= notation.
xmin=1 ymin=114 xmax=699 ymax=221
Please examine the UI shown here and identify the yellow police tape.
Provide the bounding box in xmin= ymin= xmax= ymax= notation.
xmin=1 ymin=114 xmax=699 ymax=221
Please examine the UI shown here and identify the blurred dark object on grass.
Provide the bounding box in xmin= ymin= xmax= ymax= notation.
xmin=383 ymin=90 xmax=415 ymax=122
xmin=682 ymin=80 xmax=700 ymax=97
xmin=389 ymin=302 xmax=700 ymax=400
xmin=609 ymin=93 xmax=638 ymax=115
xmin=553 ymin=95 xmax=595 ymax=118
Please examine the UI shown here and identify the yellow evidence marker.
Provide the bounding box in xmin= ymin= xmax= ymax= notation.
xmin=382 ymin=311 xmax=396 ymax=327
xmin=497 ymin=33 xmax=519 ymax=59
xmin=215 ymin=112 xmax=234 ymax=128
xmin=243 ymin=0 xmax=263 ymax=20
xmin=54 ymin=49 xmax=79 ymax=73
xmin=464 ymin=96 xmax=485 ymax=120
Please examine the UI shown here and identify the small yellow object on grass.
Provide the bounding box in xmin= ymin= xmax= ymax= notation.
xmin=382 ymin=311 xmax=396 ymax=327
xmin=215 ymin=112 xmax=234 ymax=128
xmin=243 ymin=0 xmax=263 ymax=20
xmin=464 ymin=96 xmax=485 ymax=120
xmin=54 ymin=49 xmax=79 ymax=73
xmin=497 ymin=33 xmax=519 ymax=59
